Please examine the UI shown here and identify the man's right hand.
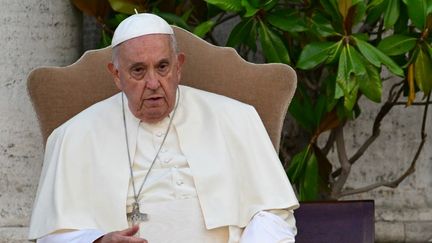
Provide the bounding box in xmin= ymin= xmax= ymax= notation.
xmin=93 ymin=225 xmax=147 ymax=243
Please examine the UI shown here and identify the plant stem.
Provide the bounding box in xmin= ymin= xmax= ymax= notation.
xmin=340 ymin=93 xmax=430 ymax=197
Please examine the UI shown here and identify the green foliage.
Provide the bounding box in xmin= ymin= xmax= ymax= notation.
xmin=71 ymin=0 xmax=432 ymax=201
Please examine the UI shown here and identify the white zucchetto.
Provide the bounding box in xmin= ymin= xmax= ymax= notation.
xmin=111 ymin=13 xmax=174 ymax=47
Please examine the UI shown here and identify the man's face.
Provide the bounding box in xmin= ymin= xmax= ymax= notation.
xmin=108 ymin=34 xmax=185 ymax=123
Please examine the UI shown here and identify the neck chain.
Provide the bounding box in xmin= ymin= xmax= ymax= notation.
xmin=121 ymin=88 xmax=180 ymax=225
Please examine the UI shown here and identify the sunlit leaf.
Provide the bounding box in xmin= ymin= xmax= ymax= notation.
xmin=355 ymin=37 xmax=404 ymax=76
xmin=414 ymin=48 xmax=432 ymax=94
xmin=204 ymin=0 xmax=242 ymax=12
xmin=402 ymin=0 xmax=427 ymax=29
xmin=258 ymin=20 xmax=291 ymax=64
xmin=297 ymin=41 xmax=340 ymax=70
xmin=338 ymin=0 xmax=352 ymax=19
xmin=193 ymin=20 xmax=215 ymax=38
xmin=347 ymin=45 xmax=367 ymax=76
xmin=336 ymin=45 xmax=362 ymax=110
xmin=377 ymin=35 xmax=417 ymax=56
xmin=384 ymin=0 xmax=400 ymax=28
xmin=241 ymin=0 xmax=259 ymax=17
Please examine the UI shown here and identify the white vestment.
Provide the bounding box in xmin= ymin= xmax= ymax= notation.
xmin=29 ymin=85 xmax=299 ymax=240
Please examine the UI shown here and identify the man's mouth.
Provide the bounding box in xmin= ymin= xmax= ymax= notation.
xmin=138 ymin=96 xmax=163 ymax=110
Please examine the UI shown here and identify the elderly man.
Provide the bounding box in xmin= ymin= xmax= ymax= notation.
xmin=29 ymin=13 xmax=299 ymax=243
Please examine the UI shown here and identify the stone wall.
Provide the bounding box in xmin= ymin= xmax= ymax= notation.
xmin=0 ymin=1 xmax=431 ymax=242
xmin=0 ymin=1 xmax=81 ymax=242
xmin=339 ymin=86 xmax=432 ymax=242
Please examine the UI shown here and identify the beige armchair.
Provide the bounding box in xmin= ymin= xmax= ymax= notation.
xmin=27 ymin=26 xmax=297 ymax=152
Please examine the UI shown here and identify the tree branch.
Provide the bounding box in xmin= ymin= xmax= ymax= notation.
xmin=322 ymin=128 xmax=336 ymax=155
xmin=339 ymin=92 xmax=430 ymax=197
xmin=332 ymin=81 xmax=405 ymax=178
xmin=330 ymin=124 xmax=351 ymax=198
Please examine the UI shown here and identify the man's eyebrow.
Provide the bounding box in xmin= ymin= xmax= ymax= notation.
xmin=158 ymin=58 xmax=170 ymax=64
xmin=129 ymin=62 xmax=145 ymax=69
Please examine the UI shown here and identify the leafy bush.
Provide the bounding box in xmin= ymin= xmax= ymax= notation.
xmin=72 ymin=0 xmax=432 ymax=200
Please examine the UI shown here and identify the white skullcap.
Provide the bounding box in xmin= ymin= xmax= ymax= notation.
xmin=111 ymin=13 xmax=174 ymax=47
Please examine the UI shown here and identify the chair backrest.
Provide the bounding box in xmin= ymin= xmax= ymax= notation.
xmin=295 ymin=200 xmax=375 ymax=243
xmin=27 ymin=26 xmax=297 ymax=151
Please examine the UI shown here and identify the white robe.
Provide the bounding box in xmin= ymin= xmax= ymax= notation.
xmin=29 ymin=85 xmax=299 ymax=240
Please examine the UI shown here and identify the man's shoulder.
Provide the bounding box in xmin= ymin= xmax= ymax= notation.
xmin=53 ymin=93 xmax=121 ymax=135
xmin=180 ymin=85 xmax=253 ymax=112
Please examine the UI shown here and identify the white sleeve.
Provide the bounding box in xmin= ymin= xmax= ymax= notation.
xmin=36 ymin=229 xmax=105 ymax=243
xmin=239 ymin=210 xmax=297 ymax=243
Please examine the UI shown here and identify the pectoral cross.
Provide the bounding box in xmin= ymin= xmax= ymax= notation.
xmin=127 ymin=202 xmax=148 ymax=225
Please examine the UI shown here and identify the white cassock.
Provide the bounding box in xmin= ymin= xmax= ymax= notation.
xmin=29 ymin=85 xmax=299 ymax=242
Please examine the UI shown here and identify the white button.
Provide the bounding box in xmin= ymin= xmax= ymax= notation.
xmin=163 ymin=158 xmax=171 ymax=163
xmin=161 ymin=148 xmax=168 ymax=153
xmin=156 ymin=131 xmax=164 ymax=137
xmin=176 ymin=180 xmax=183 ymax=186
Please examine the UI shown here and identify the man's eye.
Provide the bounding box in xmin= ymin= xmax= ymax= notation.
xmin=159 ymin=63 xmax=169 ymax=72
xmin=132 ymin=67 xmax=144 ymax=73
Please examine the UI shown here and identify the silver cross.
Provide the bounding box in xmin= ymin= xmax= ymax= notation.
xmin=127 ymin=202 xmax=148 ymax=225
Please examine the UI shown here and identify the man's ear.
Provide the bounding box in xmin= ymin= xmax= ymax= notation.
xmin=177 ymin=52 xmax=185 ymax=67
xmin=107 ymin=62 xmax=122 ymax=90
xmin=176 ymin=52 xmax=185 ymax=79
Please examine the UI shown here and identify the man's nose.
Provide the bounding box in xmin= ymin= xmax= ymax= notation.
xmin=144 ymin=70 xmax=160 ymax=90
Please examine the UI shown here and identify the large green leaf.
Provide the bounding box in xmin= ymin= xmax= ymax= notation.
xmin=157 ymin=12 xmax=191 ymax=30
xmin=241 ymin=0 xmax=259 ymax=17
xmin=403 ymin=0 xmax=427 ymax=29
xmin=365 ymin=0 xmax=386 ymax=24
xmin=204 ymin=0 xmax=243 ymax=12
xmin=355 ymin=37 xmax=404 ymax=76
xmin=226 ymin=18 xmax=254 ymax=47
xmin=289 ymin=87 xmax=316 ymax=132
xmin=353 ymin=1 xmax=367 ymax=25
xmin=347 ymin=45 xmax=367 ymax=76
xmin=336 ymin=45 xmax=363 ymax=108
xmin=267 ymin=10 xmax=308 ymax=33
xmin=377 ymin=35 xmax=417 ymax=56
xmin=287 ymin=147 xmax=310 ymax=183
xmin=321 ymin=0 xmax=343 ymax=29
xmin=193 ymin=20 xmax=215 ymax=38
xmin=297 ymin=41 xmax=340 ymax=70
xmin=415 ymin=49 xmax=432 ymax=94
xmin=99 ymin=30 xmax=112 ymax=48
xmin=338 ymin=0 xmax=353 ymax=20
xmin=384 ymin=0 xmax=400 ymax=28
xmin=359 ymin=64 xmax=382 ymax=102
xmin=310 ymin=13 xmax=339 ymax=37
xmin=258 ymin=21 xmax=291 ymax=64
xmin=300 ymin=151 xmax=319 ymax=201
